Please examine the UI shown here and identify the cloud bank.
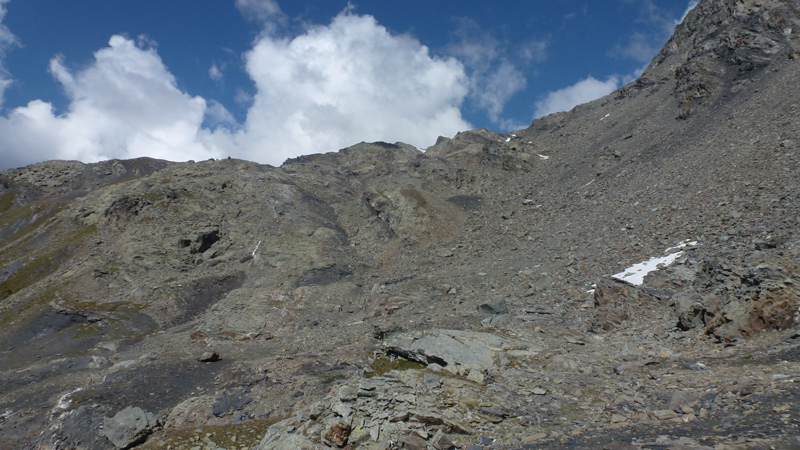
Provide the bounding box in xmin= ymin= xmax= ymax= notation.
xmin=0 ymin=36 xmax=223 ymax=170
xmin=229 ymin=11 xmax=471 ymax=165
xmin=0 ymin=6 xmax=472 ymax=170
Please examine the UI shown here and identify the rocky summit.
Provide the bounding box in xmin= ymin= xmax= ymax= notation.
xmin=2 ymin=1 xmax=800 ymax=449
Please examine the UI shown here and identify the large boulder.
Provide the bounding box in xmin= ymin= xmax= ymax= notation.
xmin=383 ymin=329 xmax=541 ymax=383
xmin=101 ymin=406 xmax=159 ymax=450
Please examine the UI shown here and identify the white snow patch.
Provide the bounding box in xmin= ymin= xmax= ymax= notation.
xmin=600 ymin=113 xmax=610 ymax=121
xmin=537 ymin=154 xmax=550 ymax=160
xmin=505 ymin=137 xmax=512 ymax=142
xmin=611 ymin=240 xmax=696 ymax=286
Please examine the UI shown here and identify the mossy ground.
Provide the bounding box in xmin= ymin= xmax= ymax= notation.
xmin=139 ymin=417 xmax=282 ymax=450
xmin=0 ymin=190 xmax=13 ymax=213
xmin=366 ymin=355 xmax=426 ymax=377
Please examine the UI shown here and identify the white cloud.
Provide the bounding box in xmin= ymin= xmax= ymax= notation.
xmin=519 ymin=39 xmax=548 ymax=64
xmin=0 ymin=35 xmax=223 ymax=169
xmin=613 ymin=32 xmax=661 ymax=63
xmin=533 ymin=75 xmax=620 ymax=118
xmin=612 ymin=0 xmax=699 ymax=64
xmin=0 ymin=9 xmax=473 ymax=170
xmin=0 ymin=0 xmax=19 ymax=109
xmin=447 ymin=18 xmax=532 ymax=130
xmin=474 ymin=61 xmax=526 ymax=124
xmin=204 ymin=99 xmax=237 ymax=128
xmin=235 ymin=0 xmax=284 ymax=25
xmin=678 ymin=1 xmax=700 ymax=24
xmin=230 ymin=10 xmax=471 ymax=165
xmin=209 ymin=62 xmax=223 ymax=82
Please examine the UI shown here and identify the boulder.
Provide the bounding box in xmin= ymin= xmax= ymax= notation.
xmin=383 ymin=329 xmax=540 ymax=380
xmin=101 ymin=407 xmax=158 ymax=450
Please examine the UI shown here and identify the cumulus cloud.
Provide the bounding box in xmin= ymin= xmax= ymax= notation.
xmin=229 ymin=10 xmax=471 ymax=165
xmin=0 ymin=36 xmax=223 ymax=169
xmin=533 ymin=75 xmax=620 ymax=118
xmin=0 ymin=8 xmax=473 ymax=170
xmin=0 ymin=0 xmax=19 ymax=109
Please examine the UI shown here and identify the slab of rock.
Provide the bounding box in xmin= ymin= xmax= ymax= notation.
xmin=383 ymin=329 xmax=540 ymax=379
xmin=212 ymin=389 xmax=253 ymax=417
xmin=478 ymin=299 xmax=509 ymax=315
xmin=101 ymin=406 xmax=158 ymax=450
xmin=260 ymin=432 xmax=325 ymax=450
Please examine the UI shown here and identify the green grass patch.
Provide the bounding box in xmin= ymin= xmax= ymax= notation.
xmin=366 ymin=355 xmax=426 ymax=377
xmin=0 ymin=223 xmax=97 ymax=301
xmin=0 ymin=191 xmax=13 ymax=213
xmin=139 ymin=417 xmax=282 ymax=450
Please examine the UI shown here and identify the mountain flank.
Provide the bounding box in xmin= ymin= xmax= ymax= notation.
xmin=1 ymin=0 xmax=800 ymax=449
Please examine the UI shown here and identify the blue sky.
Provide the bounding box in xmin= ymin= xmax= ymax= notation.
xmin=0 ymin=0 xmax=698 ymax=170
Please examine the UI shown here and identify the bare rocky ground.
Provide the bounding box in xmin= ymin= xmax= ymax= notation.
xmin=1 ymin=0 xmax=800 ymax=449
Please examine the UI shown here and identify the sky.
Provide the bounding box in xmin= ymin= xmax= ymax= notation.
xmin=0 ymin=0 xmax=699 ymax=170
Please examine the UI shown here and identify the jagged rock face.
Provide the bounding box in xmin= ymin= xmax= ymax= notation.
xmin=651 ymin=0 xmax=800 ymax=118
xmin=1 ymin=0 xmax=800 ymax=449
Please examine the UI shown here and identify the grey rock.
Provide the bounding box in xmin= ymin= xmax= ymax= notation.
xmin=101 ymin=407 xmax=158 ymax=450
xmin=337 ymin=385 xmax=358 ymax=402
xmin=430 ymin=429 xmax=457 ymax=450
xmin=212 ymin=389 xmax=253 ymax=417
xmin=480 ymin=314 xmax=511 ymax=326
xmin=477 ymin=299 xmax=509 ymax=315
xmin=383 ymin=329 xmax=538 ymax=378
xmin=525 ymin=305 xmax=554 ymax=314
xmin=398 ymin=432 xmax=427 ymax=450
xmin=330 ymin=400 xmax=353 ymax=418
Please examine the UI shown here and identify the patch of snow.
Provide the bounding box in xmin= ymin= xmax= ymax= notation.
xmin=505 ymin=137 xmax=512 ymax=142
xmin=583 ymin=178 xmax=595 ymax=187
xmin=600 ymin=113 xmax=610 ymax=121
xmin=511 ymin=134 xmax=516 ymax=137
xmin=611 ymin=240 xmax=696 ymax=286
xmin=537 ymin=154 xmax=550 ymax=160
